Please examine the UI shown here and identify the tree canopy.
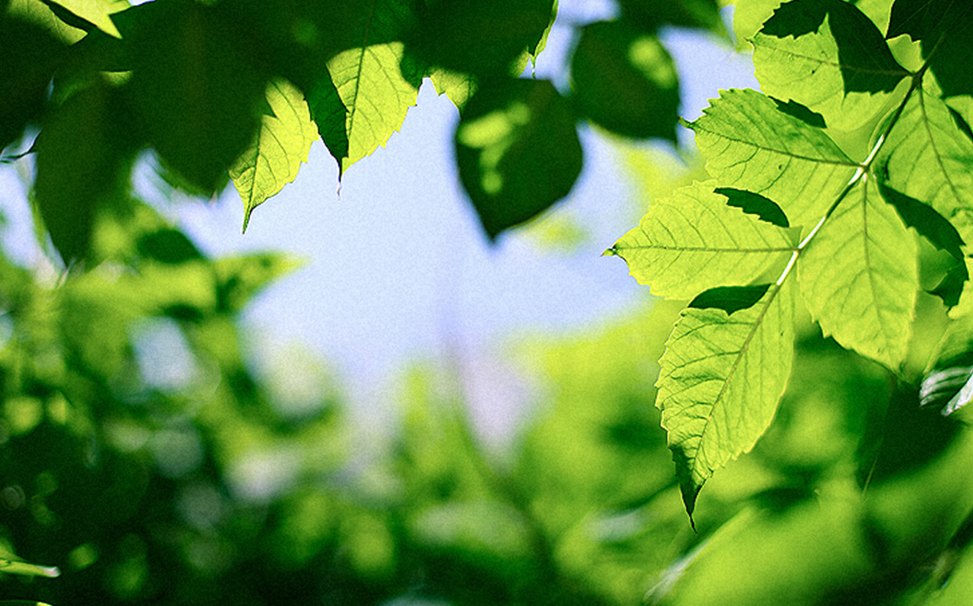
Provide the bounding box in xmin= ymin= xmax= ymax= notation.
xmin=3 ymin=0 xmax=973 ymax=604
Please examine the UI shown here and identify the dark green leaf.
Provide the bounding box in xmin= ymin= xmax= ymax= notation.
xmin=714 ymin=187 xmax=790 ymax=227
xmin=925 ymin=21 xmax=973 ymax=97
xmin=929 ymin=259 xmax=968 ymax=308
xmin=115 ymin=0 xmax=268 ymax=194
xmin=404 ymin=0 xmax=555 ymax=76
xmin=887 ymin=0 xmax=971 ymax=42
xmin=33 ymin=80 xmax=132 ymax=263
xmin=617 ymin=0 xmax=726 ymax=35
xmin=455 ymin=78 xmax=582 ymax=240
xmin=570 ymin=21 xmax=680 ymax=141
xmin=689 ymin=284 xmax=772 ymax=314
xmin=137 ymin=229 xmax=203 ymax=265
xmin=0 ymin=17 xmax=65 ymax=153
xmin=306 ymin=68 xmax=350 ymax=167
xmin=877 ymin=181 xmax=965 ymax=260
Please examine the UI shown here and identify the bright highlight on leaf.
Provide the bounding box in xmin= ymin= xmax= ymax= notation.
xmin=611 ymin=181 xmax=797 ymax=300
xmin=230 ymin=79 xmax=318 ymax=233
xmin=657 ymin=281 xmax=794 ymax=518
xmin=687 ymin=88 xmax=858 ymax=228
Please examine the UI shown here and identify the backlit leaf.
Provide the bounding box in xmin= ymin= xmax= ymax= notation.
xmin=799 ymin=177 xmax=918 ymax=369
xmin=657 ymin=280 xmax=795 ymax=517
xmin=455 ymin=78 xmax=582 ymax=240
xmin=326 ymin=42 xmax=418 ymax=175
xmin=687 ymin=88 xmax=858 ymax=228
xmin=752 ymin=0 xmax=908 ymax=131
xmin=878 ymin=89 xmax=973 ymax=244
xmin=229 ymin=79 xmax=318 ymax=232
xmin=571 ymin=21 xmax=679 ymax=141
xmin=610 ymin=181 xmax=796 ymax=300
xmin=42 ymin=0 xmax=125 ymax=37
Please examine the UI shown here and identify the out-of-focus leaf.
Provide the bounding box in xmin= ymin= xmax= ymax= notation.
xmin=33 ymin=79 xmax=131 ymax=263
xmin=7 ymin=0 xmax=84 ymax=41
xmin=214 ymin=253 xmax=303 ymax=314
xmin=404 ymin=0 xmax=555 ymax=76
xmin=618 ymin=0 xmax=726 ymax=36
xmin=115 ymin=0 xmax=268 ymax=194
xmin=686 ymin=88 xmax=858 ymax=228
xmin=878 ymin=90 xmax=973 ymax=244
xmin=610 ymin=181 xmax=796 ymax=300
xmin=136 ymin=229 xmax=203 ymax=265
xmin=571 ymin=21 xmax=679 ymax=141
xmin=799 ymin=178 xmax=918 ymax=369
xmin=229 ymin=79 xmax=318 ymax=232
xmin=0 ymin=560 xmax=60 ymax=578
xmin=752 ymin=0 xmax=909 ymax=131
xmin=657 ymin=281 xmax=794 ymax=518
xmin=0 ymin=16 xmax=65 ymax=153
xmin=455 ymin=78 xmax=582 ymax=240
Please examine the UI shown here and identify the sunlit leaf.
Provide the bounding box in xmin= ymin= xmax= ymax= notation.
xmin=230 ymin=79 xmax=318 ymax=232
xmin=687 ymin=88 xmax=858 ymax=228
xmin=610 ymin=181 xmax=796 ymax=300
xmin=42 ymin=0 xmax=125 ymax=37
xmin=455 ymin=78 xmax=582 ymax=240
xmin=657 ymin=280 xmax=795 ymax=517
xmin=752 ymin=0 xmax=908 ymax=131
xmin=430 ymin=68 xmax=478 ymax=112
xmin=571 ymin=21 xmax=679 ymax=141
xmin=799 ymin=177 xmax=918 ymax=369
xmin=878 ymin=89 xmax=973 ymax=243
xmin=325 ymin=42 xmax=418 ymax=175
xmin=0 ymin=559 xmax=60 ymax=578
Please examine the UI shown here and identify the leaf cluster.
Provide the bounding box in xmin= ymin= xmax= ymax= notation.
xmin=1 ymin=0 xmax=725 ymax=260
xmin=610 ymin=0 xmax=973 ymax=524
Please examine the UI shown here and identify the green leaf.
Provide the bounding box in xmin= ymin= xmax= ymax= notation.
xmin=115 ymin=0 xmax=268 ymax=194
xmin=33 ymin=79 xmax=131 ymax=263
xmin=752 ymin=0 xmax=909 ymax=130
xmin=7 ymin=0 xmax=85 ymax=42
xmin=886 ymin=0 xmax=971 ymax=42
xmin=455 ymin=78 xmax=582 ymax=240
xmin=878 ymin=90 xmax=973 ymax=244
xmin=617 ymin=0 xmax=726 ymax=36
xmin=610 ymin=181 xmax=796 ymax=300
xmin=0 ymin=559 xmax=60 ymax=578
xmin=657 ymin=280 xmax=795 ymax=517
xmin=689 ymin=283 xmax=772 ymax=314
xmin=214 ymin=253 xmax=303 ymax=314
xmin=799 ymin=177 xmax=918 ymax=369
xmin=687 ymin=88 xmax=859 ymax=228
xmin=430 ymin=68 xmax=478 ymax=112
xmin=0 ymin=16 xmax=65 ymax=153
xmin=325 ymin=41 xmax=418 ymax=175
xmin=404 ymin=0 xmax=556 ymax=76
xmin=229 ymin=79 xmax=318 ymax=232
xmin=570 ymin=21 xmax=680 ymax=141
xmin=877 ymin=180 xmax=965 ymax=260
xmin=714 ymin=187 xmax=790 ymax=227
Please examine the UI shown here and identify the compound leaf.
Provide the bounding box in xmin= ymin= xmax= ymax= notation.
xmin=752 ymin=0 xmax=908 ymax=131
xmin=610 ymin=181 xmax=796 ymax=300
xmin=687 ymin=88 xmax=858 ymax=228
xmin=799 ymin=177 xmax=918 ymax=369
xmin=230 ymin=79 xmax=318 ymax=232
xmin=657 ymin=280 xmax=795 ymax=518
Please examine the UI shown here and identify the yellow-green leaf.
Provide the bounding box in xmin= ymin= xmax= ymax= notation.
xmin=230 ymin=79 xmax=318 ymax=232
